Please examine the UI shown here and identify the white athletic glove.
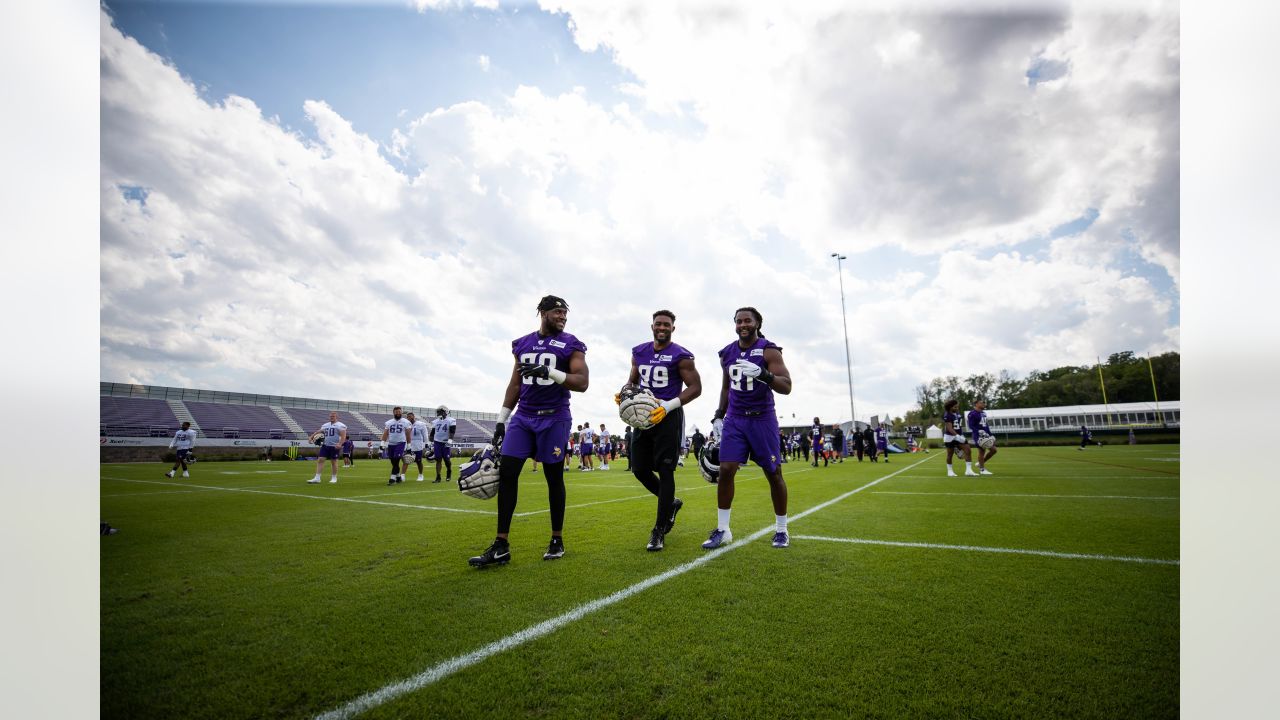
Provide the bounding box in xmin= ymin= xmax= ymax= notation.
xmin=732 ymin=359 xmax=775 ymax=385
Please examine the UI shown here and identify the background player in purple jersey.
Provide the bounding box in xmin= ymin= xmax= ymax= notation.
xmin=968 ymin=399 xmax=997 ymax=474
xmin=943 ymin=399 xmax=976 ymax=477
xmin=470 ymin=295 xmax=589 ymax=568
xmin=704 ymin=307 xmax=794 ymax=550
xmin=618 ymin=309 xmax=702 ymax=552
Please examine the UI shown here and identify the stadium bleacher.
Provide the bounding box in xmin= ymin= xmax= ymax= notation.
xmin=100 ymin=397 xmax=180 ymax=437
xmin=184 ymin=401 xmax=287 ymax=440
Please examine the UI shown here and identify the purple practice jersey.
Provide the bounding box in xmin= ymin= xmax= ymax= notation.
xmin=718 ymin=337 xmax=782 ymax=416
xmin=632 ymin=341 xmax=694 ymax=401
xmin=943 ymin=411 xmax=964 ymax=436
xmin=967 ymin=409 xmax=990 ymax=441
xmin=512 ymin=331 xmax=587 ymax=420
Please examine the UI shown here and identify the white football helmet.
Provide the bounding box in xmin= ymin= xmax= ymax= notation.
xmin=618 ymin=384 xmax=661 ymax=430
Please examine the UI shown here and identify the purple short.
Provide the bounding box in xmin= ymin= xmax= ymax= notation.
xmin=406 ymin=448 xmax=424 ymax=462
xmin=433 ymin=441 xmax=451 ymax=459
xmin=580 ymin=443 xmax=594 ymax=457
xmin=501 ymin=413 xmax=571 ymax=464
xmin=176 ymin=449 xmax=191 ymax=460
xmin=720 ymin=414 xmax=782 ymax=473
xmin=387 ymin=442 xmax=406 ymax=459
xmin=320 ymin=445 xmax=339 ymax=460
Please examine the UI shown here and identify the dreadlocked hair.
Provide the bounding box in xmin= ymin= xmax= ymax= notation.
xmin=537 ymin=295 xmax=569 ymax=314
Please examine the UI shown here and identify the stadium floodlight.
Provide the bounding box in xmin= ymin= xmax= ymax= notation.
xmin=831 ymin=253 xmax=857 ymax=430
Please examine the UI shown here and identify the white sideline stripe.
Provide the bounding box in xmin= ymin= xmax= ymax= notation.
xmin=792 ymin=535 xmax=1179 ymax=566
xmin=219 ymin=471 xmax=289 ymax=475
xmin=872 ymin=491 xmax=1178 ymax=501
xmin=312 ymin=454 xmax=934 ymax=720
xmin=893 ymin=474 xmax=1175 ymax=480
xmin=100 ymin=477 xmax=492 ymax=515
xmin=102 ymin=489 xmax=220 ymax=498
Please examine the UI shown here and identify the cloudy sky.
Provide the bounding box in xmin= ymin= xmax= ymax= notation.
xmin=100 ymin=0 xmax=1179 ymax=427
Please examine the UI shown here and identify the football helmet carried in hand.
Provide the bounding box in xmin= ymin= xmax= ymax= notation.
xmin=309 ymin=431 xmax=325 ymax=446
xmin=977 ymin=431 xmax=996 ymax=450
xmin=618 ymin=384 xmax=662 ymax=430
xmin=698 ymin=440 xmax=721 ymax=484
xmin=458 ymin=444 xmax=501 ymax=500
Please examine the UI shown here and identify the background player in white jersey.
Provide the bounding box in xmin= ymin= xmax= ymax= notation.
xmin=406 ymin=411 xmax=430 ymax=482
xmin=579 ymin=423 xmax=596 ymax=471
xmin=382 ymin=406 xmax=411 ymax=485
xmin=598 ymin=423 xmax=611 ymax=471
xmin=310 ymin=411 xmax=347 ymax=484
xmin=431 ymin=405 xmax=457 ymax=482
xmin=165 ymin=422 xmax=197 ymax=478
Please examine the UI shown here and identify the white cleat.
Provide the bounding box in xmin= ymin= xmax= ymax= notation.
xmin=165 ymin=471 xmax=175 ymax=478
xmin=308 ymin=477 xmax=321 ymax=484
xmin=964 ymin=470 xmax=979 ymax=477
xmin=182 ymin=471 xmax=190 ymax=478
xmin=979 ymin=468 xmax=994 ymax=475
xmin=417 ymin=476 xmax=425 ymax=482
xmin=946 ymin=471 xmax=957 ymax=477
xmin=329 ymin=477 xmax=338 ymax=484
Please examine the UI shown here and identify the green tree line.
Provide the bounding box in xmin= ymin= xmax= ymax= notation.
xmin=904 ymin=351 xmax=1179 ymax=428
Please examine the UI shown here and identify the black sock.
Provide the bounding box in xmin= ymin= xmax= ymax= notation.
xmin=656 ymin=467 xmax=675 ymax=530
xmin=543 ymin=461 xmax=566 ymax=533
xmin=496 ymin=455 xmax=525 ymax=534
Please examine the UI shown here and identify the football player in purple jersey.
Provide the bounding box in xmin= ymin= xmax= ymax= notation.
xmin=703 ymin=307 xmax=794 ymax=550
xmin=618 ymin=309 xmax=702 ymax=552
xmin=469 ymin=295 xmax=589 ymax=568
xmin=968 ymin=399 xmax=997 ymax=474
xmin=943 ymin=399 xmax=976 ymax=477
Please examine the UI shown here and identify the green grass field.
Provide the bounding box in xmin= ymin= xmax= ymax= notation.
xmin=100 ymin=445 xmax=1179 ymax=719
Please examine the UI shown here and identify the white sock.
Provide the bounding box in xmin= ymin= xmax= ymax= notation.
xmin=775 ymin=515 xmax=788 ymax=533
xmin=965 ymin=462 xmax=972 ymax=471
xmin=717 ymin=507 xmax=732 ymax=532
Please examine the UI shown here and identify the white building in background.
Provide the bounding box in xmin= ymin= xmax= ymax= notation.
xmin=984 ymin=401 xmax=1180 ymax=433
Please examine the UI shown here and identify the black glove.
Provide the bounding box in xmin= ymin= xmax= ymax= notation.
xmin=759 ymin=367 xmax=775 ymax=385
xmin=713 ymin=408 xmax=726 ymax=422
xmin=518 ymin=362 xmax=550 ymax=380
xmin=492 ymin=422 xmax=505 ymax=449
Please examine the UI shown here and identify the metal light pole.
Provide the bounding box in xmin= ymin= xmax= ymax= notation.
xmin=831 ymin=253 xmax=857 ymax=431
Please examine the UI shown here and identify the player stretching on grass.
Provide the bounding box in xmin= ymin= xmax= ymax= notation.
xmin=309 ymin=411 xmax=347 ymax=484
xmin=165 ymin=421 xmax=196 ymax=478
xmin=969 ymin=399 xmax=997 ymax=474
xmin=469 ymin=295 xmax=588 ymax=568
xmin=943 ymin=399 xmax=977 ymax=477
xmin=703 ymin=307 xmax=794 ymax=550
xmin=619 ymin=309 xmax=702 ymax=551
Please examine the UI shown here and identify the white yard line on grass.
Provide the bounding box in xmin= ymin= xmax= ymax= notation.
xmin=891 ymin=474 xmax=1176 ymax=480
xmin=792 ymin=535 xmax=1178 ymax=566
xmin=100 ymin=477 xmax=492 ymax=515
xmin=312 ymin=455 xmax=933 ymax=720
xmin=101 ymin=488 xmax=222 ymax=498
xmin=871 ymin=491 xmax=1178 ymax=501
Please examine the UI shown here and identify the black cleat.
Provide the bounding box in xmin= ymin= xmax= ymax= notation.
xmin=387 ymin=477 xmax=397 ymax=486
xmin=646 ymin=527 xmax=665 ymax=552
xmin=468 ymin=538 xmax=511 ymax=568
xmin=543 ymin=536 xmax=565 ymax=560
xmin=666 ymin=498 xmax=684 ymax=533
xmin=433 ymin=477 xmax=441 ymax=483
